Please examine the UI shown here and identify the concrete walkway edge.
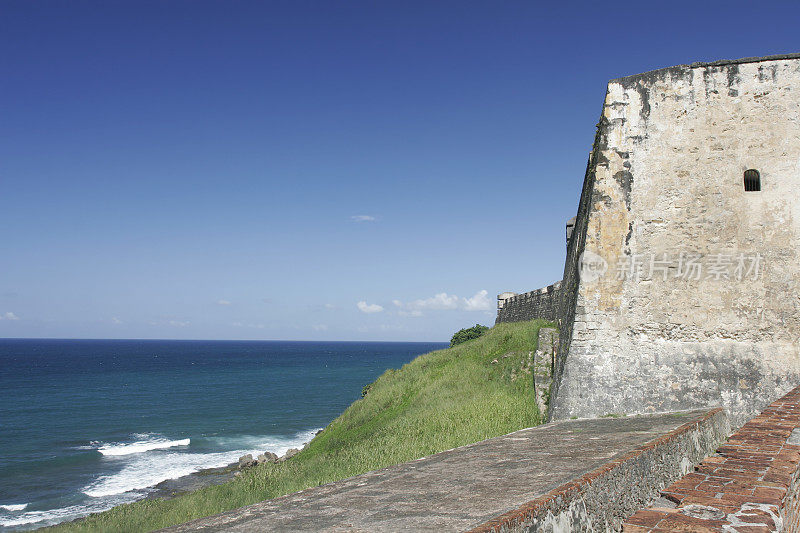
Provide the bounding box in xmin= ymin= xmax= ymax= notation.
xmin=468 ymin=409 xmax=730 ymax=532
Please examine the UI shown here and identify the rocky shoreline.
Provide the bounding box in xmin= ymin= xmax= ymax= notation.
xmin=145 ymin=443 xmax=310 ymax=501
xmin=51 ymin=444 xmax=314 ymax=531
xmin=145 ymin=463 xmax=239 ymax=500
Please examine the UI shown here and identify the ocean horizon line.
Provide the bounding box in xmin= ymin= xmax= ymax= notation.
xmin=0 ymin=336 xmax=447 ymax=344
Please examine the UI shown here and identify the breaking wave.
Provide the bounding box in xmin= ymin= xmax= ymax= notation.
xmin=2 ymin=429 xmax=320 ymax=529
xmin=97 ymin=434 xmax=191 ymax=456
xmin=0 ymin=495 xmax=138 ymax=528
xmin=83 ymin=428 xmax=319 ymax=498
xmin=0 ymin=504 xmax=27 ymax=512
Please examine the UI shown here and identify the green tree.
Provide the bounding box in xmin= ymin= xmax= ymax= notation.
xmin=450 ymin=324 xmax=490 ymax=347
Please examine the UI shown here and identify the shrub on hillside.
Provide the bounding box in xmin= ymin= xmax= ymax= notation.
xmin=450 ymin=324 xmax=489 ymax=347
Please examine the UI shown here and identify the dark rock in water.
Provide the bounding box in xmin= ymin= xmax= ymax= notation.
xmin=257 ymin=451 xmax=279 ymax=464
xmin=279 ymin=448 xmax=300 ymax=462
xmin=238 ymin=454 xmax=256 ymax=468
xmin=315 ymin=429 xmax=324 ymax=436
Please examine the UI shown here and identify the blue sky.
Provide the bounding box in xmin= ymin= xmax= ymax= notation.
xmin=1 ymin=1 xmax=797 ymax=341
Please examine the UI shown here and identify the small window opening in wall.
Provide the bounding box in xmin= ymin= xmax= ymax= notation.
xmin=744 ymin=169 xmax=761 ymax=192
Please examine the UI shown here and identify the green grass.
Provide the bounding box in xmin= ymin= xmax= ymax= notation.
xmin=49 ymin=320 xmax=551 ymax=532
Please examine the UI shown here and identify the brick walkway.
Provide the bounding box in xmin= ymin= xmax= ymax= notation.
xmin=624 ymin=385 xmax=800 ymax=532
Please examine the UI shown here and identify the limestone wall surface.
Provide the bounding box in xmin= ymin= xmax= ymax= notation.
xmin=549 ymin=128 xmax=602 ymax=416
xmin=551 ymin=54 xmax=800 ymax=427
xmin=533 ymin=327 xmax=558 ymax=415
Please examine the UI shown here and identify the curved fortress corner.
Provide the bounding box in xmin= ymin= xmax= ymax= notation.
xmin=499 ymin=54 xmax=800 ymax=427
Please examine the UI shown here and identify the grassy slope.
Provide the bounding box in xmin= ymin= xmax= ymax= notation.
xmin=51 ymin=320 xmax=549 ymax=532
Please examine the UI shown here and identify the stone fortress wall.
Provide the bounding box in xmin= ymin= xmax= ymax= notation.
xmin=495 ymin=282 xmax=562 ymax=324
xmin=498 ymin=53 xmax=800 ymax=427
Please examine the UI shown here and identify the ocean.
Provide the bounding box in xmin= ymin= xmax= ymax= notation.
xmin=0 ymin=339 xmax=446 ymax=531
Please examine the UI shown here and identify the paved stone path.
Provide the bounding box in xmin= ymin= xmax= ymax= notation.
xmin=164 ymin=410 xmax=712 ymax=532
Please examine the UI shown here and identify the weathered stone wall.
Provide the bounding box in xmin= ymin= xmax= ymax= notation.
xmin=495 ymin=282 xmax=562 ymax=324
xmin=549 ymin=127 xmax=603 ymax=419
xmin=533 ymin=327 xmax=558 ymax=416
xmin=468 ymin=409 xmax=729 ymax=533
xmin=625 ymin=384 xmax=800 ymax=532
xmin=551 ymin=54 xmax=800 ymax=427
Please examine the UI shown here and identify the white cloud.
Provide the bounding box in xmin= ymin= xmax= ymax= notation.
xmin=111 ymin=317 xmax=122 ymax=324
xmin=409 ymin=293 xmax=460 ymax=311
xmin=463 ymin=290 xmax=492 ymax=311
xmin=357 ymin=301 xmax=384 ymax=314
xmin=217 ymin=300 xmax=231 ymax=306
xmin=312 ymin=324 xmax=329 ymax=331
xmin=232 ymin=322 xmax=265 ymax=329
xmin=0 ymin=312 xmax=19 ymax=320
xmin=350 ymin=215 xmax=376 ymax=222
xmin=324 ymin=303 xmax=336 ymax=309
xmin=168 ymin=320 xmax=190 ymax=327
xmin=392 ymin=289 xmax=493 ymax=315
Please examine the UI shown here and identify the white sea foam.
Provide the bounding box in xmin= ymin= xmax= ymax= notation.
xmin=83 ymin=428 xmax=321 ymax=498
xmin=0 ymin=494 xmax=138 ymax=528
xmin=0 ymin=503 xmax=27 ymax=511
xmin=1 ymin=429 xmax=322 ymax=529
xmin=83 ymin=449 xmax=236 ymax=497
xmin=98 ymin=436 xmax=191 ymax=456
xmin=0 ymin=505 xmax=90 ymax=528
xmin=206 ymin=428 xmax=320 ymax=458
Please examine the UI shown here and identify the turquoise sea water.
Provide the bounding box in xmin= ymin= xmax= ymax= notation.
xmin=0 ymin=339 xmax=446 ymax=530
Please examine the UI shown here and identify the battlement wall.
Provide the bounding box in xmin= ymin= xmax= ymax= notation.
xmin=495 ymin=281 xmax=562 ymax=324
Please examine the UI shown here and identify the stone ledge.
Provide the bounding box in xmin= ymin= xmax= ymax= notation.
xmin=623 ymin=384 xmax=800 ymax=532
xmin=612 ymin=52 xmax=800 ymax=86
xmin=467 ymin=409 xmax=729 ymax=533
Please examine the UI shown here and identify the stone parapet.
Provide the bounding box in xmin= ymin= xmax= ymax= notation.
xmin=468 ymin=409 xmax=728 ymax=533
xmin=495 ymin=281 xmax=562 ymax=324
xmin=624 ymin=384 xmax=800 ymax=532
